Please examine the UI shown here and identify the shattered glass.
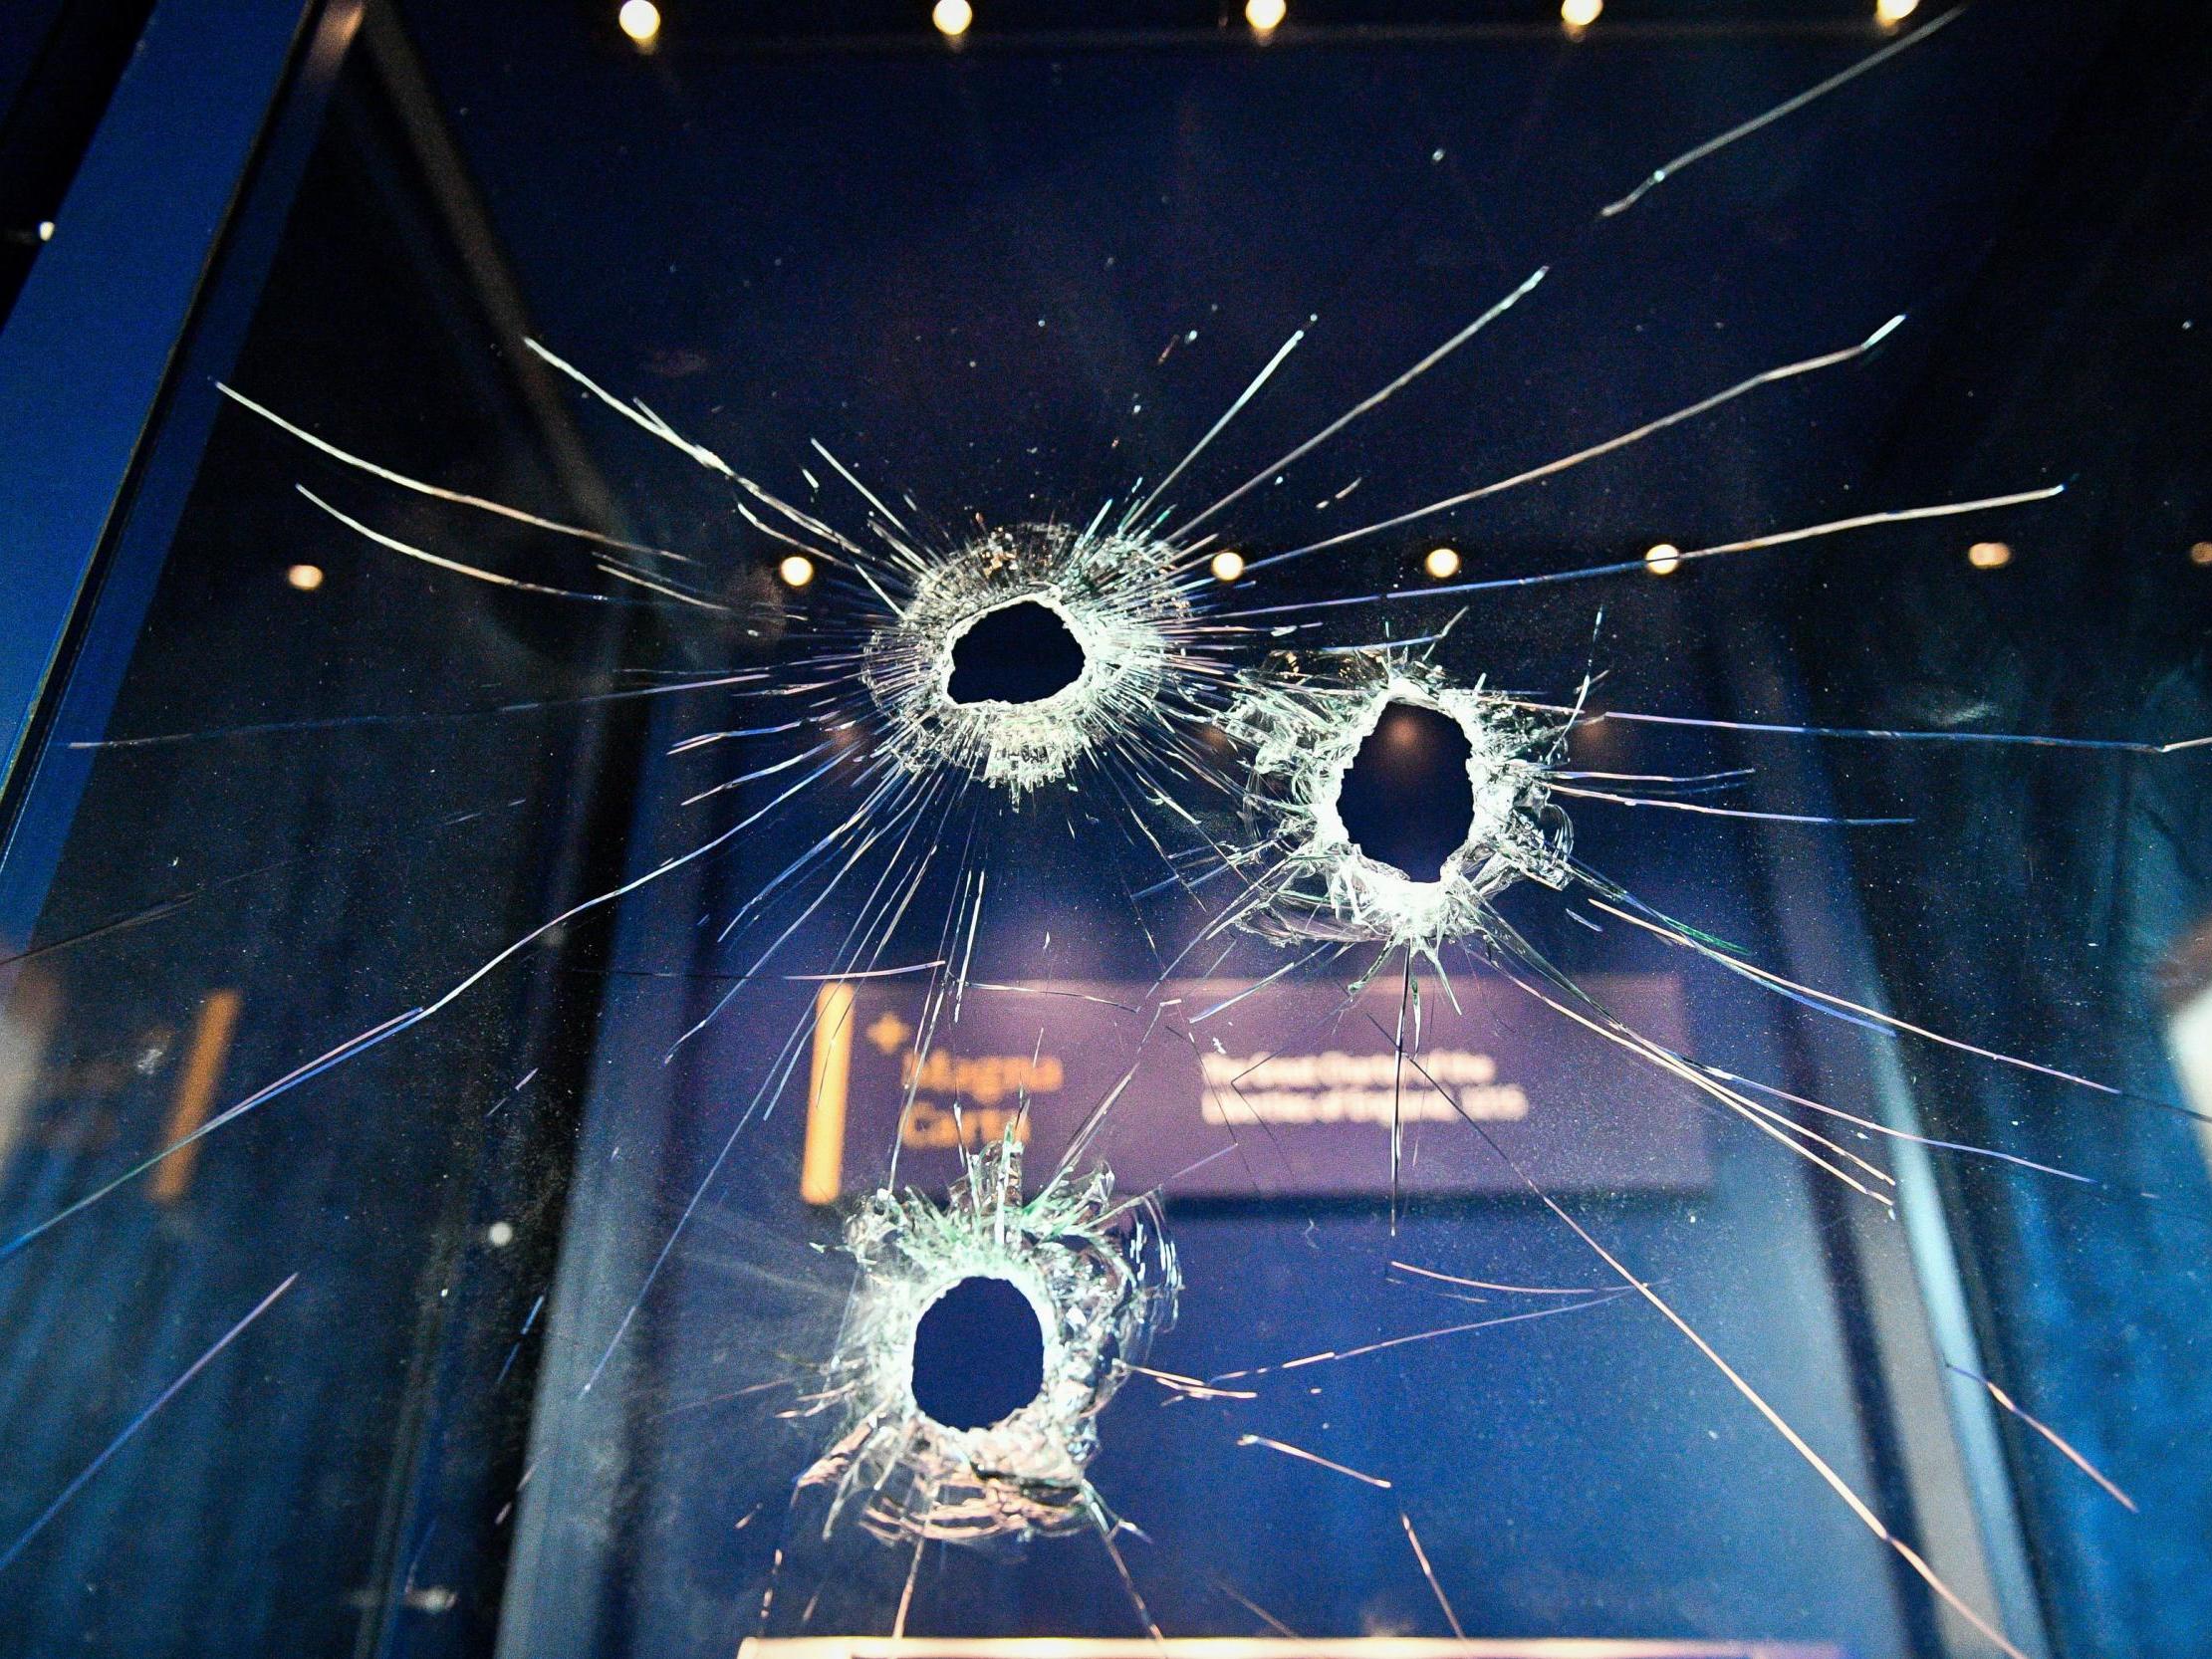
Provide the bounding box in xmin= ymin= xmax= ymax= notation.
xmin=3 ymin=4 xmax=2211 ymax=1658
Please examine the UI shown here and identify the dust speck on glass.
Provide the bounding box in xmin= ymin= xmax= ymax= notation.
xmin=2 ymin=3 xmax=2210 ymax=1658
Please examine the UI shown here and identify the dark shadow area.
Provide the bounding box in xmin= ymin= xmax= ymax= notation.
xmin=945 ymin=600 xmax=1084 ymax=706
xmin=1336 ymin=701 xmax=1475 ymax=882
xmin=909 ymin=1276 xmax=1045 ymax=1430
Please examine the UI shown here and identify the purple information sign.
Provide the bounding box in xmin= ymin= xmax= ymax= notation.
xmin=799 ymin=974 xmax=1705 ymax=1203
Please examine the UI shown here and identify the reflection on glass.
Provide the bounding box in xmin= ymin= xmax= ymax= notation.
xmin=2 ymin=5 xmax=2209 ymax=1658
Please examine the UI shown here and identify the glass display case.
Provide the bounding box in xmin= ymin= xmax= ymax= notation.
xmin=1 ymin=3 xmax=2207 ymax=1657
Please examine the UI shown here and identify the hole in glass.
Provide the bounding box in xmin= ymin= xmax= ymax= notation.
xmin=1336 ymin=701 xmax=1476 ymax=882
xmin=945 ymin=599 xmax=1086 ymax=705
xmin=909 ymin=1275 xmax=1047 ymax=1431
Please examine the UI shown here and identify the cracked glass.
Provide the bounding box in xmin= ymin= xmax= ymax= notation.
xmin=2 ymin=4 xmax=2209 ymax=1658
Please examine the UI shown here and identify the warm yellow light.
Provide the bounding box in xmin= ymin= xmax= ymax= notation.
xmin=1423 ymin=546 xmax=1461 ymax=581
xmin=285 ymin=563 xmax=325 ymax=592
xmin=1643 ymin=542 xmax=1681 ymax=577
xmin=779 ymin=555 xmax=817 ymax=589
xmin=1967 ymin=540 xmax=2012 ymax=570
xmin=932 ymin=0 xmax=973 ymax=37
xmin=2190 ymin=541 xmax=2212 ymax=567
xmin=1244 ymin=0 xmax=1286 ymax=32
xmin=1210 ymin=550 xmax=1246 ymax=584
xmin=1561 ymin=0 xmax=1602 ymax=29
xmin=616 ymin=0 xmax=661 ymax=45
xmin=1874 ymin=0 xmax=1919 ymax=25
xmin=37 ymin=220 xmax=54 ymax=242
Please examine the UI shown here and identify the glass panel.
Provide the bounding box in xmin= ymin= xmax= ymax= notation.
xmin=3 ymin=5 xmax=2206 ymax=1658
xmin=0 ymin=29 xmax=646 ymax=1652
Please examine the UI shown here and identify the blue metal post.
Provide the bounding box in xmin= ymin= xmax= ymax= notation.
xmin=0 ymin=0 xmax=333 ymax=834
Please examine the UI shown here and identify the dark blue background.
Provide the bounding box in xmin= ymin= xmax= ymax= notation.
xmin=1 ymin=2 xmax=2206 ymax=1657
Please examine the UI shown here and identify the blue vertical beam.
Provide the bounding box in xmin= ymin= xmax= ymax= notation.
xmin=0 ymin=0 xmax=365 ymax=961
xmin=0 ymin=0 xmax=325 ymax=812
